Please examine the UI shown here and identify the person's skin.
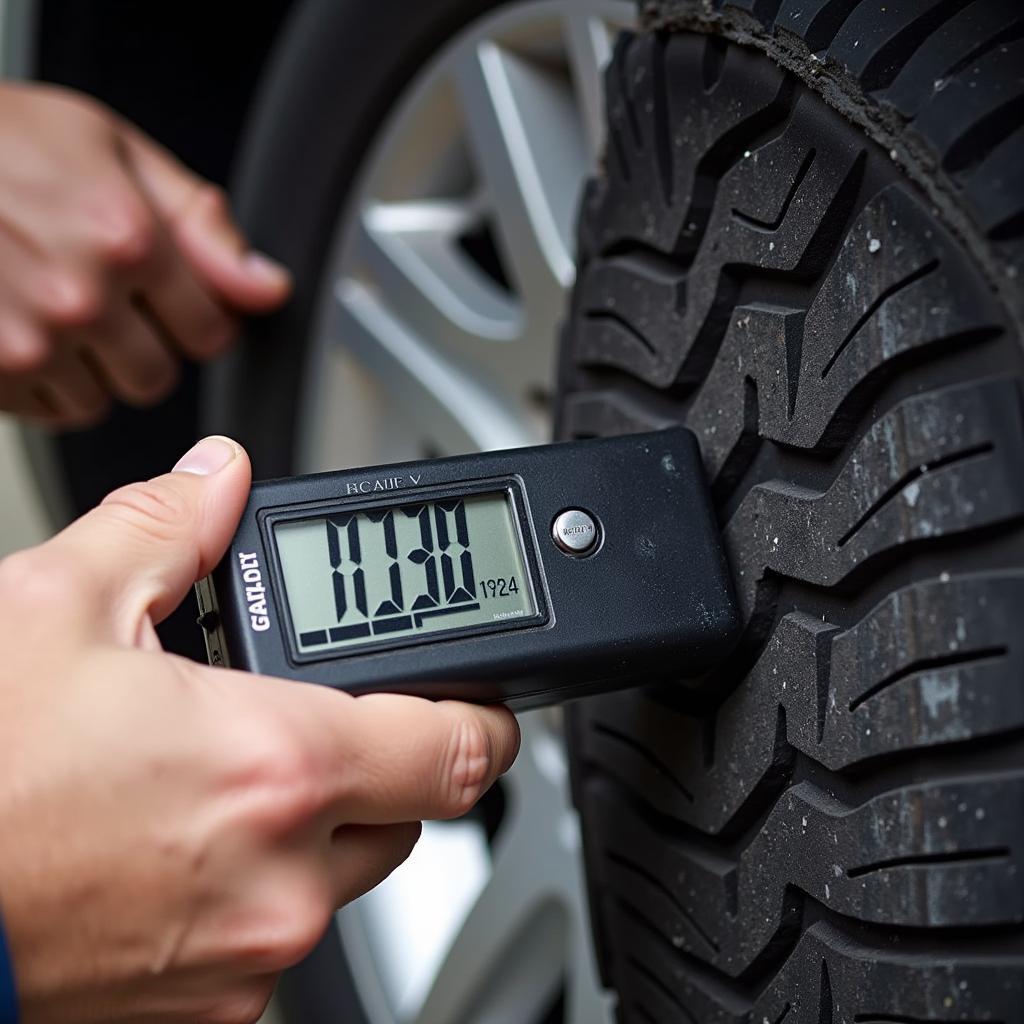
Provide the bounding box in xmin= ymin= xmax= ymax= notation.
xmin=0 ymin=435 xmax=521 ymax=1024
xmin=0 ymin=82 xmax=292 ymax=426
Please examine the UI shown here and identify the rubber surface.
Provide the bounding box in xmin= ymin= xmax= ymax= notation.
xmin=558 ymin=3 xmax=1024 ymax=1020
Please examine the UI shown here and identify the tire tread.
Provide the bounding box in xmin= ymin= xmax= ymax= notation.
xmin=561 ymin=6 xmax=1024 ymax=1020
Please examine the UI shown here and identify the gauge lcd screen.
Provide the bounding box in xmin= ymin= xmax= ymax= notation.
xmin=274 ymin=491 xmax=538 ymax=655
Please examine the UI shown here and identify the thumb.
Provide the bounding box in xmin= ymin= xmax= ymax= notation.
xmin=49 ymin=436 xmax=252 ymax=643
xmin=120 ymin=122 xmax=292 ymax=311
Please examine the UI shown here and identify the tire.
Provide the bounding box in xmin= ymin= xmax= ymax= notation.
xmin=559 ymin=3 xmax=1024 ymax=1022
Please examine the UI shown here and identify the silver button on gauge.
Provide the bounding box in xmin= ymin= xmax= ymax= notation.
xmin=552 ymin=509 xmax=599 ymax=555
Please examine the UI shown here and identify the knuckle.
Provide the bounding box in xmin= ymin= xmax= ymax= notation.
xmin=100 ymin=478 xmax=193 ymax=545
xmin=441 ymin=715 xmax=493 ymax=818
xmin=54 ymin=86 xmax=109 ymax=125
xmin=232 ymin=885 xmax=329 ymax=973
xmin=0 ymin=327 xmax=48 ymax=373
xmin=194 ymin=183 xmax=230 ymax=221
xmin=239 ymin=724 xmax=324 ymax=834
xmin=40 ymin=270 xmax=103 ymax=327
xmin=271 ymin=899 xmax=330 ymax=969
xmin=92 ymin=190 xmax=156 ymax=266
xmin=0 ymin=547 xmax=85 ymax=613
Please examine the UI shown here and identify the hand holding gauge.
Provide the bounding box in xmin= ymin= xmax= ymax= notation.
xmin=0 ymin=437 xmax=519 ymax=1024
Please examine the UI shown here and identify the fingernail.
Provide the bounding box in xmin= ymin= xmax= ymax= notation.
xmin=244 ymin=250 xmax=291 ymax=288
xmin=173 ymin=435 xmax=239 ymax=476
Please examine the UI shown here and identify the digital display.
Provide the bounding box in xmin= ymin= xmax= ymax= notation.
xmin=274 ymin=491 xmax=538 ymax=655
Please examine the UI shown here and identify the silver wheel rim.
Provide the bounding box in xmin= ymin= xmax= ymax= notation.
xmin=296 ymin=4 xmax=633 ymax=1022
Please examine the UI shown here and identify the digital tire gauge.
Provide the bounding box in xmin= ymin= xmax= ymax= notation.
xmin=196 ymin=428 xmax=738 ymax=709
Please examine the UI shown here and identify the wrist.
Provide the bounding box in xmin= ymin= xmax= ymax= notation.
xmin=0 ymin=904 xmax=18 ymax=1024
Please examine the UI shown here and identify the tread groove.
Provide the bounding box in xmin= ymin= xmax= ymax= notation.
xmin=731 ymin=146 xmax=816 ymax=232
xmin=593 ymin=722 xmax=695 ymax=801
xmin=626 ymin=952 xmax=700 ymax=1023
xmin=606 ymin=849 xmax=722 ymax=952
xmin=670 ymin=75 xmax=798 ymax=261
xmin=848 ymin=644 xmax=1008 ymax=712
xmin=582 ymin=310 xmax=658 ymax=356
xmin=834 ymin=440 xmax=994 ymax=548
xmin=820 ymin=957 xmax=834 ymax=1024
xmin=821 ymin=259 xmax=940 ymax=379
xmin=942 ymin=93 xmax=1024 ymax=176
xmin=796 ymin=0 xmax=863 ymax=53
xmin=846 ymin=845 xmax=1012 ymax=879
xmin=940 ymin=16 xmax=1024 ymax=82
xmin=858 ymin=0 xmax=978 ymax=93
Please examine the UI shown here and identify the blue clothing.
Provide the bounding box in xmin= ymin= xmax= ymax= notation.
xmin=0 ymin=911 xmax=17 ymax=1024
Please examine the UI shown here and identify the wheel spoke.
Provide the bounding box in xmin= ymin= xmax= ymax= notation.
xmin=451 ymin=38 xmax=589 ymax=305
xmin=413 ymin=840 xmax=563 ymax=1024
xmin=563 ymin=13 xmax=617 ymax=160
xmin=356 ymin=200 xmax=522 ymax=347
xmin=565 ymin=881 xmax=616 ymax=1024
xmin=327 ymin=279 xmax=538 ymax=452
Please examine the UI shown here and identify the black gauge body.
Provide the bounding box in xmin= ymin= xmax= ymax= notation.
xmin=196 ymin=428 xmax=738 ymax=709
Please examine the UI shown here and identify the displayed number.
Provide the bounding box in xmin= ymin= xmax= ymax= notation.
xmin=366 ymin=509 xmax=404 ymax=616
xmin=320 ymin=496 xmax=495 ymax=639
xmin=404 ymin=504 xmax=440 ymax=611
xmin=435 ymin=500 xmax=476 ymax=606
xmin=479 ymin=577 xmax=519 ymax=599
xmin=326 ymin=514 xmax=367 ymax=622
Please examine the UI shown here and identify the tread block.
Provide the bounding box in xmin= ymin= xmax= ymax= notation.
xmin=726 ymin=379 xmax=1024 ymax=626
xmin=585 ymin=773 xmax=1024 ymax=980
xmin=880 ymin=3 xmax=1024 ymax=120
xmin=965 ymin=124 xmax=1024 ymax=238
xmin=912 ymin=38 xmax=1024 ymax=175
xmin=642 ymin=0 xmax=1024 ymax=328
xmin=610 ymin=916 xmax=1024 ymax=1022
xmin=687 ymin=186 xmax=1008 ymax=483
xmin=583 ymin=32 xmax=791 ymax=260
xmin=574 ymin=86 xmax=868 ymax=387
xmin=574 ymin=572 xmax=1024 ymax=832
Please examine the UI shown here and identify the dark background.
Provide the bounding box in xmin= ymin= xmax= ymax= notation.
xmin=37 ymin=0 xmax=295 ymax=658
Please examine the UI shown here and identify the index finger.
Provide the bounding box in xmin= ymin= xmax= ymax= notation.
xmin=283 ymin=685 xmax=521 ymax=825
